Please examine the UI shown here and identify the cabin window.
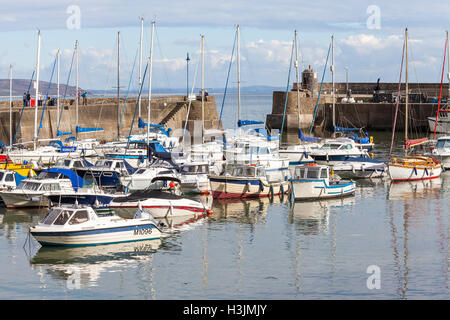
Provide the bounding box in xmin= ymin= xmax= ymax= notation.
xmin=244 ymin=167 xmax=255 ymax=176
xmin=256 ymin=168 xmax=265 ymax=177
xmin=0 ymin=172 xmax=5 ymax=181
xmin=68 ymin=210 xmax=89 ymax=225
xmin=232 ymin=167 xmax=244 ymax=176
xmin=5 ymin=174 xmax=13 ymax=182
xmin=24 ymin=182 xmax=41 ymax=191
xmin=320 ymin=169 xmax=328 ymax=179
xmin=294 ymin=168 xmax=305 ymax=178
xmin=73 ymin=161 xmax=83 ymax=168
xmin=306 ymin=169 xmax=319 ymax=179
xmin=41 ymin=208 xmax=62 ymax=225
xmin=136 ymin=168 xmax=147 ymax=175
xmin=343 ymin=144 xmax=352 ymax=149
xmin=115 ymin=163 xmax=122 ymax=169
xmin=435 ymin=139 xmax=450 ymax=148
xmin=53 ymin=210 xmax=73 ymax=225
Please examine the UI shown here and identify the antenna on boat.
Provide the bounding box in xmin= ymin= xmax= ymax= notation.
xmin=405 ymin=28 xmax=409 ymax=156
xmin=33 ymin=30 xmax=41 ymax=151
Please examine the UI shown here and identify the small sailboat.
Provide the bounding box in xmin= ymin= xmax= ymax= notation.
xmin=209 ymin=164 xmax=290 ymax=199
xmin=29 ymin=205 xmax=162 ymax=246
xmin=388 ymin=29 xmax=443 ymax=182
xmin=289 ymin=164 xmax=356 ymax=200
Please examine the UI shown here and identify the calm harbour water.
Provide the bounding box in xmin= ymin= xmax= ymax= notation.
xmin=0 ymin=93 xmax=448 ymax=300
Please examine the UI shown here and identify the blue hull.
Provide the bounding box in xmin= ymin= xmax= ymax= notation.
xmin=47 ymin=194 xmax=116 ymax=206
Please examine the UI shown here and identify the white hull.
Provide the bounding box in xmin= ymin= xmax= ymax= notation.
xmin=290 ymin=179 xmax=356 ymax=200
xmin=427 ymin=116 xmax=450 ymax=134
xmin=109 ymin=198 xmax=207 ymax=218
xmin=210 ymin=177 xmax=289 ymax=199
xmin=388 ymin=164 xmax=442 ymax=181
xmin=0 ymin=191 xmax=49 ymax=208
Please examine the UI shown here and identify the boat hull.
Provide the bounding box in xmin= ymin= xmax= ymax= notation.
xmin=210 ymin=177 xmax=288 ymax=199
xmin=109 ymin=199 xmax=207 ymax=218
xmin=289 ymin=179 xmax=356 ymax=200
xmin=0 ymin=192 xmax=49 ymax=208
xmin=388 ymin=163 xmax=442 ymax=182
xmin=30 ymin=223 xmax=161 ymax=246
xmin=427 ymin=116 xmax=450 ymax=134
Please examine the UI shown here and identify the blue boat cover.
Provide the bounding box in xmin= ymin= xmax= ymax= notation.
xmin=56 ymin=129 xmax=73 ymax=136
xmin=237 ymin=120 xmax=264 ymax=127
xmin=299 ymin=128 xmax=320 ymax=142
xmin=333 ymin=126 xmax=360 ymax=132
xmin=43 ymin=168 xmax=85 ymax=191
xmin=76 ymin=126 xmax=104 ymax=133
xmin=123 ymin=160 xmax=138 ymax=175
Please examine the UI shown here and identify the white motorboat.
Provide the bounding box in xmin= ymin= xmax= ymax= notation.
xmin=109 ymin=188 xmax=211 ymax=218
xmin=307 ymin=138 xmax=368 ymax=165
xmin=0 ymin=168 xmax=85 ymax=208
xmin=289 ymin=164 xmax=356 ymax=200
xmin=331 ymin=155 xmax=387 ymax=179
xmin=29 ymin=205 xmax=162 ymax=246
xmin=278 ymin=143 xmax=317 ymax=165
xmin=120 ymin=164 xmax=179 ymax=191
xmin=427 ymin=136 xmax=450 ymax=169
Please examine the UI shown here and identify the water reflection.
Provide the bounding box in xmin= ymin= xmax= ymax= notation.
xmin=288 ymin=197 xmax=355 ymax=235
xmin=387 ymin=178 xmax=442 ymax=201
xmin=211 ymin=196 xmax=277 ymax=224
xmin=30 ymin=239 xmax=161 ymax=290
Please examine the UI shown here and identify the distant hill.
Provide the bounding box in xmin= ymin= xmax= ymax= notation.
xmin=0 ymin=80 xmax=282 ymax=98
xmin=0 ymin=79 xmax=84 ymax=97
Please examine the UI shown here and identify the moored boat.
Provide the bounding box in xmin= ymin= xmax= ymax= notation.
xmin=289 ymin=164 xmax=356 ymax=200
xmin=210 ymin=164 xmax=290 ymax=199
xmin=29 ymin=205 xmax=162 ymax=246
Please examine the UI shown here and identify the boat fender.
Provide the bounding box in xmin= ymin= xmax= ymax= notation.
xmin=370 ymin=136 xmax=373 ymax=143
xmin=246 ymin=181 xmax=251 ymax=191
xmin=280 ymin=184 xmax=284 ymax=194
xmin=370 ymin=153 xmax=374 ymax=159
xmin=259 ymin=181 xmax=264 ymax=192
xmin=413 ymin=167 xmax=418 ymax=176
xmin=424 ymin=168 xmax=428 ymax=176
xmin=269 ymin=185 xmax=274 ymax=198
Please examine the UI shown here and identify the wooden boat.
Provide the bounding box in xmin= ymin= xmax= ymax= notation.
xmin=209 ymin=164 xmax=290 ymax=199
xmin=388 ymin=29 xmax=443 ymax=182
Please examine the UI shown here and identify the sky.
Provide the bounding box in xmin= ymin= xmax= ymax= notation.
xmin=0 ymin=0 xmax=449 ymax=92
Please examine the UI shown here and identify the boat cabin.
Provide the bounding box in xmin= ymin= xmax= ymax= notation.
xmin=0 ymin=170 xmax=17 ymax=189
xmin=293 ymin=165 xmax=329 ymax=180
xmin=435 ymin=136 xmax=450 ymax=149
xmin=54 ymin=158 xmax=88 ymax=170
xmin=39 ymin=206 xmax=98 ymax=227
xmin=180 ymin=163 xmax=210 ymax=175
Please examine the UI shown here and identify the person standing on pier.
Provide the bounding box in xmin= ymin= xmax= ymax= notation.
xmin=82 ymin=90 xmax=87 ymax=105
xmin=26 ymin=92 xmax=31 ymax=106
xmin=23 ymin=92 xmax=27 ymax=106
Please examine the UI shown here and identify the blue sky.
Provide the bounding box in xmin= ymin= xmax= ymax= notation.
xmin=0 ymin=0 xmax=449 ymax=91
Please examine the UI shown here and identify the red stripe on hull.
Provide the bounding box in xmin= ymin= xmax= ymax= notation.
xmin=391 ymin=175 xmax=441 ymax=182
xmin=212 ymin=191 xmax=280 ymax=199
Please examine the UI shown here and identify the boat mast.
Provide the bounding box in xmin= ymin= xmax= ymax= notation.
xmin=75 ymin=40 xmax=79 ymax=140
xmin=237 ymin=25 xmax=241 ymax=125
xmin=138 ymin=17 xmax=144 ymax=121
xmin=405 ymin=28 xmax=408 ymax=154
xmin=448 ymin=30 xmax=449 ymax=103
xmin=147 ymin=21 xmax=155 ymax=164
xmin=56 ymin=49 xmax=60 ymax=130
xmin=34 ymin=30 xmax=41 ymax=151
xmin=331 ymin=35 xmax=335 ymax=137
xmin=295 ymin=30 xmax=300 ymax=130
xmin=9 ymin=64 xmax=12 ymax=147
xmin=117 ymin=31 xmax=120 ymax=140
xmin=201 ymin=34 xmax=205 ymax=143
